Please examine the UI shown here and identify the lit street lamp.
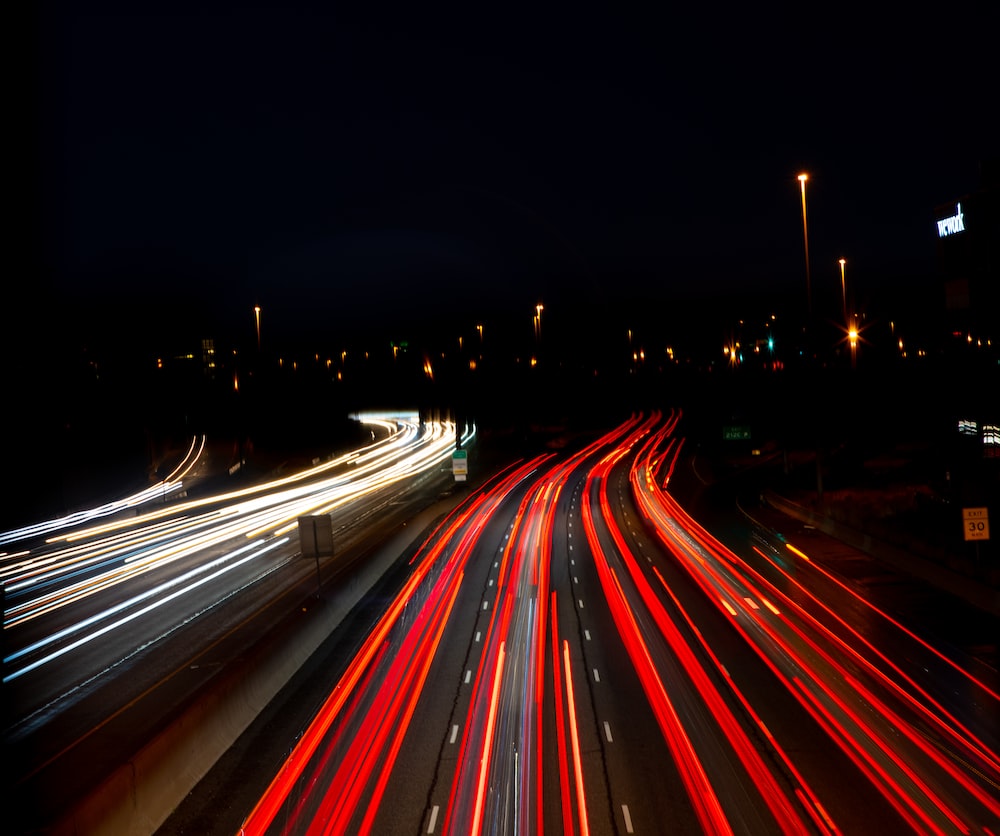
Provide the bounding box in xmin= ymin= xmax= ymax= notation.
xmin=798 ymin=174 xmax=812 ymax=321
xmin=838 ymin=258 xmax=848 ymax=331
xmin=253 ymin=305 xmax=262 ymax=352
xmin=798 ymin=173 xmax=823 ymax=499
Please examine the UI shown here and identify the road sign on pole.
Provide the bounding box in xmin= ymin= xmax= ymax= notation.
xmin=452 ymin=449 xmax=468 ymax=482
xmin=722 ymin=425 xmax=751 ymax=441
xmin=299 ymin=515 xmax=334 ymax=594
xmin=962 ymin=507 xmax=990 ymax=541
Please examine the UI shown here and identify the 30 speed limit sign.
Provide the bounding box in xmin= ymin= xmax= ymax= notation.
xmin=962 ymin=507 xmax=990 ymax=542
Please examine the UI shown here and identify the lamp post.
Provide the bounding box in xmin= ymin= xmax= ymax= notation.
xmin=253 ymin=305 xmax=262 ymax=352
xmin=797 ymin=174 xmax=812 ymax=321
xmin=849 ymin=318 xmax=859 ymax=369
xmin=798 ymin=173 xmax=823 ymax=500
xmin=838 ymin=258 xmax=848 ymax=331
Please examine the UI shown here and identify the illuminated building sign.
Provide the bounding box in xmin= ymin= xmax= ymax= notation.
xmin=936 ymin=203 xmax=966 ymax=237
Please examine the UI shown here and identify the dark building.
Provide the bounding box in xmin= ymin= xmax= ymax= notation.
xmin=932 ymin=159 xmax=1000 ymax=476
xmin=936 ymin=158 xmax=999 ymax=342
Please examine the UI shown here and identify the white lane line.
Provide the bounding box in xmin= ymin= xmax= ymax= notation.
xmin=604 ymin=721 xmax=614 ymax=742
xmin=584 ymin=629 xmax=591 ymax=641
xmin=483 ymin=600 xmax=489 ymax=610
xmin=475 ymin=631 xmax=481 ymax=642
xmin=450 ymin=724 xmax=459 ymax=744
xmin=622 ymin=804 xmax=634 ymax=833
xmin=593 ymin=668 xmax=600 ymax=683
xmin=578 ymin=599 xmax=585 ymax=609
xmin=489 ymin=578 xmax=494 ymax=586
xmin=574 ymin=576 xmax=579 ymax=584
xmin=427 ymin=805 xmax=439 ymax=833
xmin=465 ymin=670 xmax=472 ymax=684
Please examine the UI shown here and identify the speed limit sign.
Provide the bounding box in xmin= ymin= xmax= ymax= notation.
xmin=962 ymin=507 xmax=990 ymax=542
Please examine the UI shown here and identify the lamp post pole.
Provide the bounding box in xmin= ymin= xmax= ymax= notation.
xmin=839 ymin=258 xmax=848 ymax=332
xmin=798 ymin=174 xmax=812 ymax=324
xmin=798 ymin=173 xmax=823 ymax=500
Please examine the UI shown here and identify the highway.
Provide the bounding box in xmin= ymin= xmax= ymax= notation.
xmin=2 ymin=413 xmax=469 ymax=833
xmin=228 ymin=411 xmax=999 ymax=835
xmin=6 ymin=409 xmax=997 ymax=835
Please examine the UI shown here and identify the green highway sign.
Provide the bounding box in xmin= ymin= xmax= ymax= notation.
xmin=452 ymin=449 xmax=468 ymax=481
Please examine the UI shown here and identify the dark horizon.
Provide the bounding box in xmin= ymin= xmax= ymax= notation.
xmin=28 ymin=3 xmax=998 ymax=341
xmin=13 ymin=2 xmax=999 ymax=527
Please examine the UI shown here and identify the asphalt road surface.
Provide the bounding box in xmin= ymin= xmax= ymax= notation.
xmin=164 ymin=411 xmax=999 ymax=835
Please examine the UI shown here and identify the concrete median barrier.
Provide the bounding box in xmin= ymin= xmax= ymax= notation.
xmin=51 ymin=500 xmax=456 ymax=836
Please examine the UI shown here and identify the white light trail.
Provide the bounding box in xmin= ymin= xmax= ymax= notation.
xmin=3 ymin=418 xmax=473 ymax=682
xmin=4 ymin=537 xmax=289 ymax=683
xmin=0 ymin=435 xmax=206 ymax=546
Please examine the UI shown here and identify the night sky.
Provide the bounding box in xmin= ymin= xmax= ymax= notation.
xmin=27 ymin=2 xmax=998 ymax=355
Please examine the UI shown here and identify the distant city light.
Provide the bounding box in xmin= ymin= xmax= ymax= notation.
xmin=958 ymin=419 xmax=977 ymax=436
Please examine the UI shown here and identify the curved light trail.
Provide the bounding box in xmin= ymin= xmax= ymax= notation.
xmin=631 ymin=419 xmax=1000 ymax=835
xmin=239 ymin=411 xmax=998 ymax=835
xmin=3 ymin=416 xmax=469 ymax=686
xmin=0 ymin=434 xmax=206 ymax=547
xmin=24 ymin=410 xmax=989 ymax=835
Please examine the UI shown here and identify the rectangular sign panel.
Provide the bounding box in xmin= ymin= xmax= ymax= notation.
xmin=452 ymin=449 xmax=468 ymax=481
xmin=298 ymin=515 xmax=334 ymax=556
xmin=962 ymin=507 xmax=990 ymax=541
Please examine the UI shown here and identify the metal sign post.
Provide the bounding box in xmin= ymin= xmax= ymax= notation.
xmin=298 ymin=515 xmax=334 ymax=594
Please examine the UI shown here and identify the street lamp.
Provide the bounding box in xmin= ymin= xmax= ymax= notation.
xmin=253 ymin=305 xmax=262 ymax=352
xmin=534 ymin=303 xmax=544 ymax=341
xmin=797 ymin=174 xmax=812 ymax=321
xmin=798 ymin=174 xmax=823 ymax=499
xmin=838 ymin=258 xmax=847 ymax=331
